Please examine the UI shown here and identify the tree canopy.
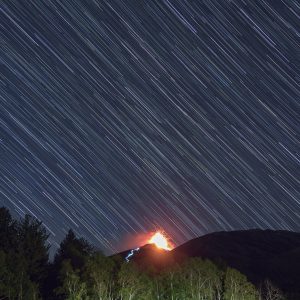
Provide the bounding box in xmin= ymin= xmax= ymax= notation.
xmin=0 ymin=207 xmax=288 ymax=300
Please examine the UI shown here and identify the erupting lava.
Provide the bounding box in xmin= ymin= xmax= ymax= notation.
xmin=148 ymin=231 xmax=173 ymax=251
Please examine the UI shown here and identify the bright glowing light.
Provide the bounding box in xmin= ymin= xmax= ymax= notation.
xmin=125 ymin=247 xmax=140 ymax=262
xmin=148 ymin=231 xmax=173 ymax=250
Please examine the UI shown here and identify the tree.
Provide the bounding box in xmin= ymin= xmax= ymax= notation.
xmin=182 ymin=258 xmax=223 ymax=300
xmin=260 ymin=279 xmax=286 ymax=300
xmin=54 ymin=229 xmax=94 ymax=270
xmin=84 ymin=252 xmax=116 ymax=299
xmin=56 ymin=259 xmax=88 ymax=300
xmin=52 ymin=229 xmax=94 ymax=299
xmin=0 ymin=210 xmax=48 ymax=300
xmin=158 ymin=263 xmax=183 ymax=300
xmin=0 ymin=207 xmax=17 ymax=250
xmin=118 ymin=261 xmax=155 ymax=300
xmin=0 ymin=250 xmax=10 ymax=298
xmin=0 ymin=250 xmax=40 ymax=300
xmin=224 ymin=267 xmax=258 ymax=300
xmin=158 ymin=258 xmax=223 ymax=300
xmin=17 ymin=214 xmax=50 ymax=284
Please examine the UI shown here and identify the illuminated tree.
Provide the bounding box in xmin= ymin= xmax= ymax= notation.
xmin=118 ymin=261 xmax=155 ymax=300
xmin=224 ymin=267 xmax=258 ymax=300
xmin=261 ymin=279 xmax=286 ymax=300
xmin=56 ymin=259 xmax=88 ymax=300
xmin=157 ymin=258 xmax=223 ymax=300
xmin=84 ymin=252 xmax=116 ymax=299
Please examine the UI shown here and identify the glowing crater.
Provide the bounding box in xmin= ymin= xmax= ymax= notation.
xmin=148 ymin=231 xmax=173 ymax=251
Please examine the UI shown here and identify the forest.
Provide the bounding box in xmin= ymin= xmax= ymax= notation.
xmin=0 ymin=207 xmax=286 ymax=300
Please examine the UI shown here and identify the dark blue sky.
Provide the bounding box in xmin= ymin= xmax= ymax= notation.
xmin=1 ymin=0 xmax=299 ymax=254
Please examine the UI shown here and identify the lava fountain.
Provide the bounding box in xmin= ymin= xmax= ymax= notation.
xmin=148 ymin=231 xmax=174 ymax=250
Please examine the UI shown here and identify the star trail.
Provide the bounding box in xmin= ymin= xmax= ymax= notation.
xmin=0 ymin=0 xmax=299 ymax=254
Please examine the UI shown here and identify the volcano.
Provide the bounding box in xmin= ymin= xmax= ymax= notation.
xmin=115 ymin=229 xmax=300 ymax=296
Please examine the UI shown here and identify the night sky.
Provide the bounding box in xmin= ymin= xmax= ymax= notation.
xmin=1 ymin=0 xmax=299 ymax=255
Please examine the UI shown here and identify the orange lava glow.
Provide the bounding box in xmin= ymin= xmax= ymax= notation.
xmin=148 ymin=231 xmax=174 ymax=251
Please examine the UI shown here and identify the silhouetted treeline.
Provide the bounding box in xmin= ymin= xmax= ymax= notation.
xmin=0 ymin=207 xmax=287 ymax=299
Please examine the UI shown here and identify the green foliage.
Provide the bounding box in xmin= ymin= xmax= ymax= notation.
xmin=158 ymin=258 xmax=223 ymax=300
xmin=181 ymin=258 xmax=223 ymax=299
xmin=0 ymin=208 xmax=48 ymax=300
xmin=0 ymin=207 xmax=17 ymax=250
xmin=118 ymin=261 xmax=155 ymax=300
xmin=83 ymin=252 xmax=116 ymax=299
xmin=0 ymin=207 xmax=277 ymax=300
xmin=54 ymin=229 xmax=94 ymax=270
xmin=55 ymin=259 xmax=88 ymax=300
xmin=17 ymin=214 xmax=50 ymax=284
xmin=52 ymin=229 xmax=95 ymax=299
xmin=0 ymin=250 xmax=40 ymax=300
xmin=224 ymin=267 xmax=258 ymax=300
xmin=158 ymin=263 xmax=183 ymax=299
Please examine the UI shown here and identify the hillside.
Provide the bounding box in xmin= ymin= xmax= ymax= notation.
xmin=118 ymin=229 xmax=300 ymax=296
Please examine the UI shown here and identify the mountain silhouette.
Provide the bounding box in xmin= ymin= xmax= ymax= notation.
xmin=117 ymin=229 xmax=300 ymax=296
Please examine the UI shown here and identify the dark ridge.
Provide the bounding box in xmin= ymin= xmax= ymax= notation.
xmin=116 ymin=229 xmax=300 ymax=296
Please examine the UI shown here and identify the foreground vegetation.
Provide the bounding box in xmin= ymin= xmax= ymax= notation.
xmin=0 ymin=207 xmax=285 ymax=299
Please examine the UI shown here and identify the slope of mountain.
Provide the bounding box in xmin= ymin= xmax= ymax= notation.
xmin=173 ymin=229 xmax=300 ymax=294
xmin=117 ymin=229 xmax=300 ymax=295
